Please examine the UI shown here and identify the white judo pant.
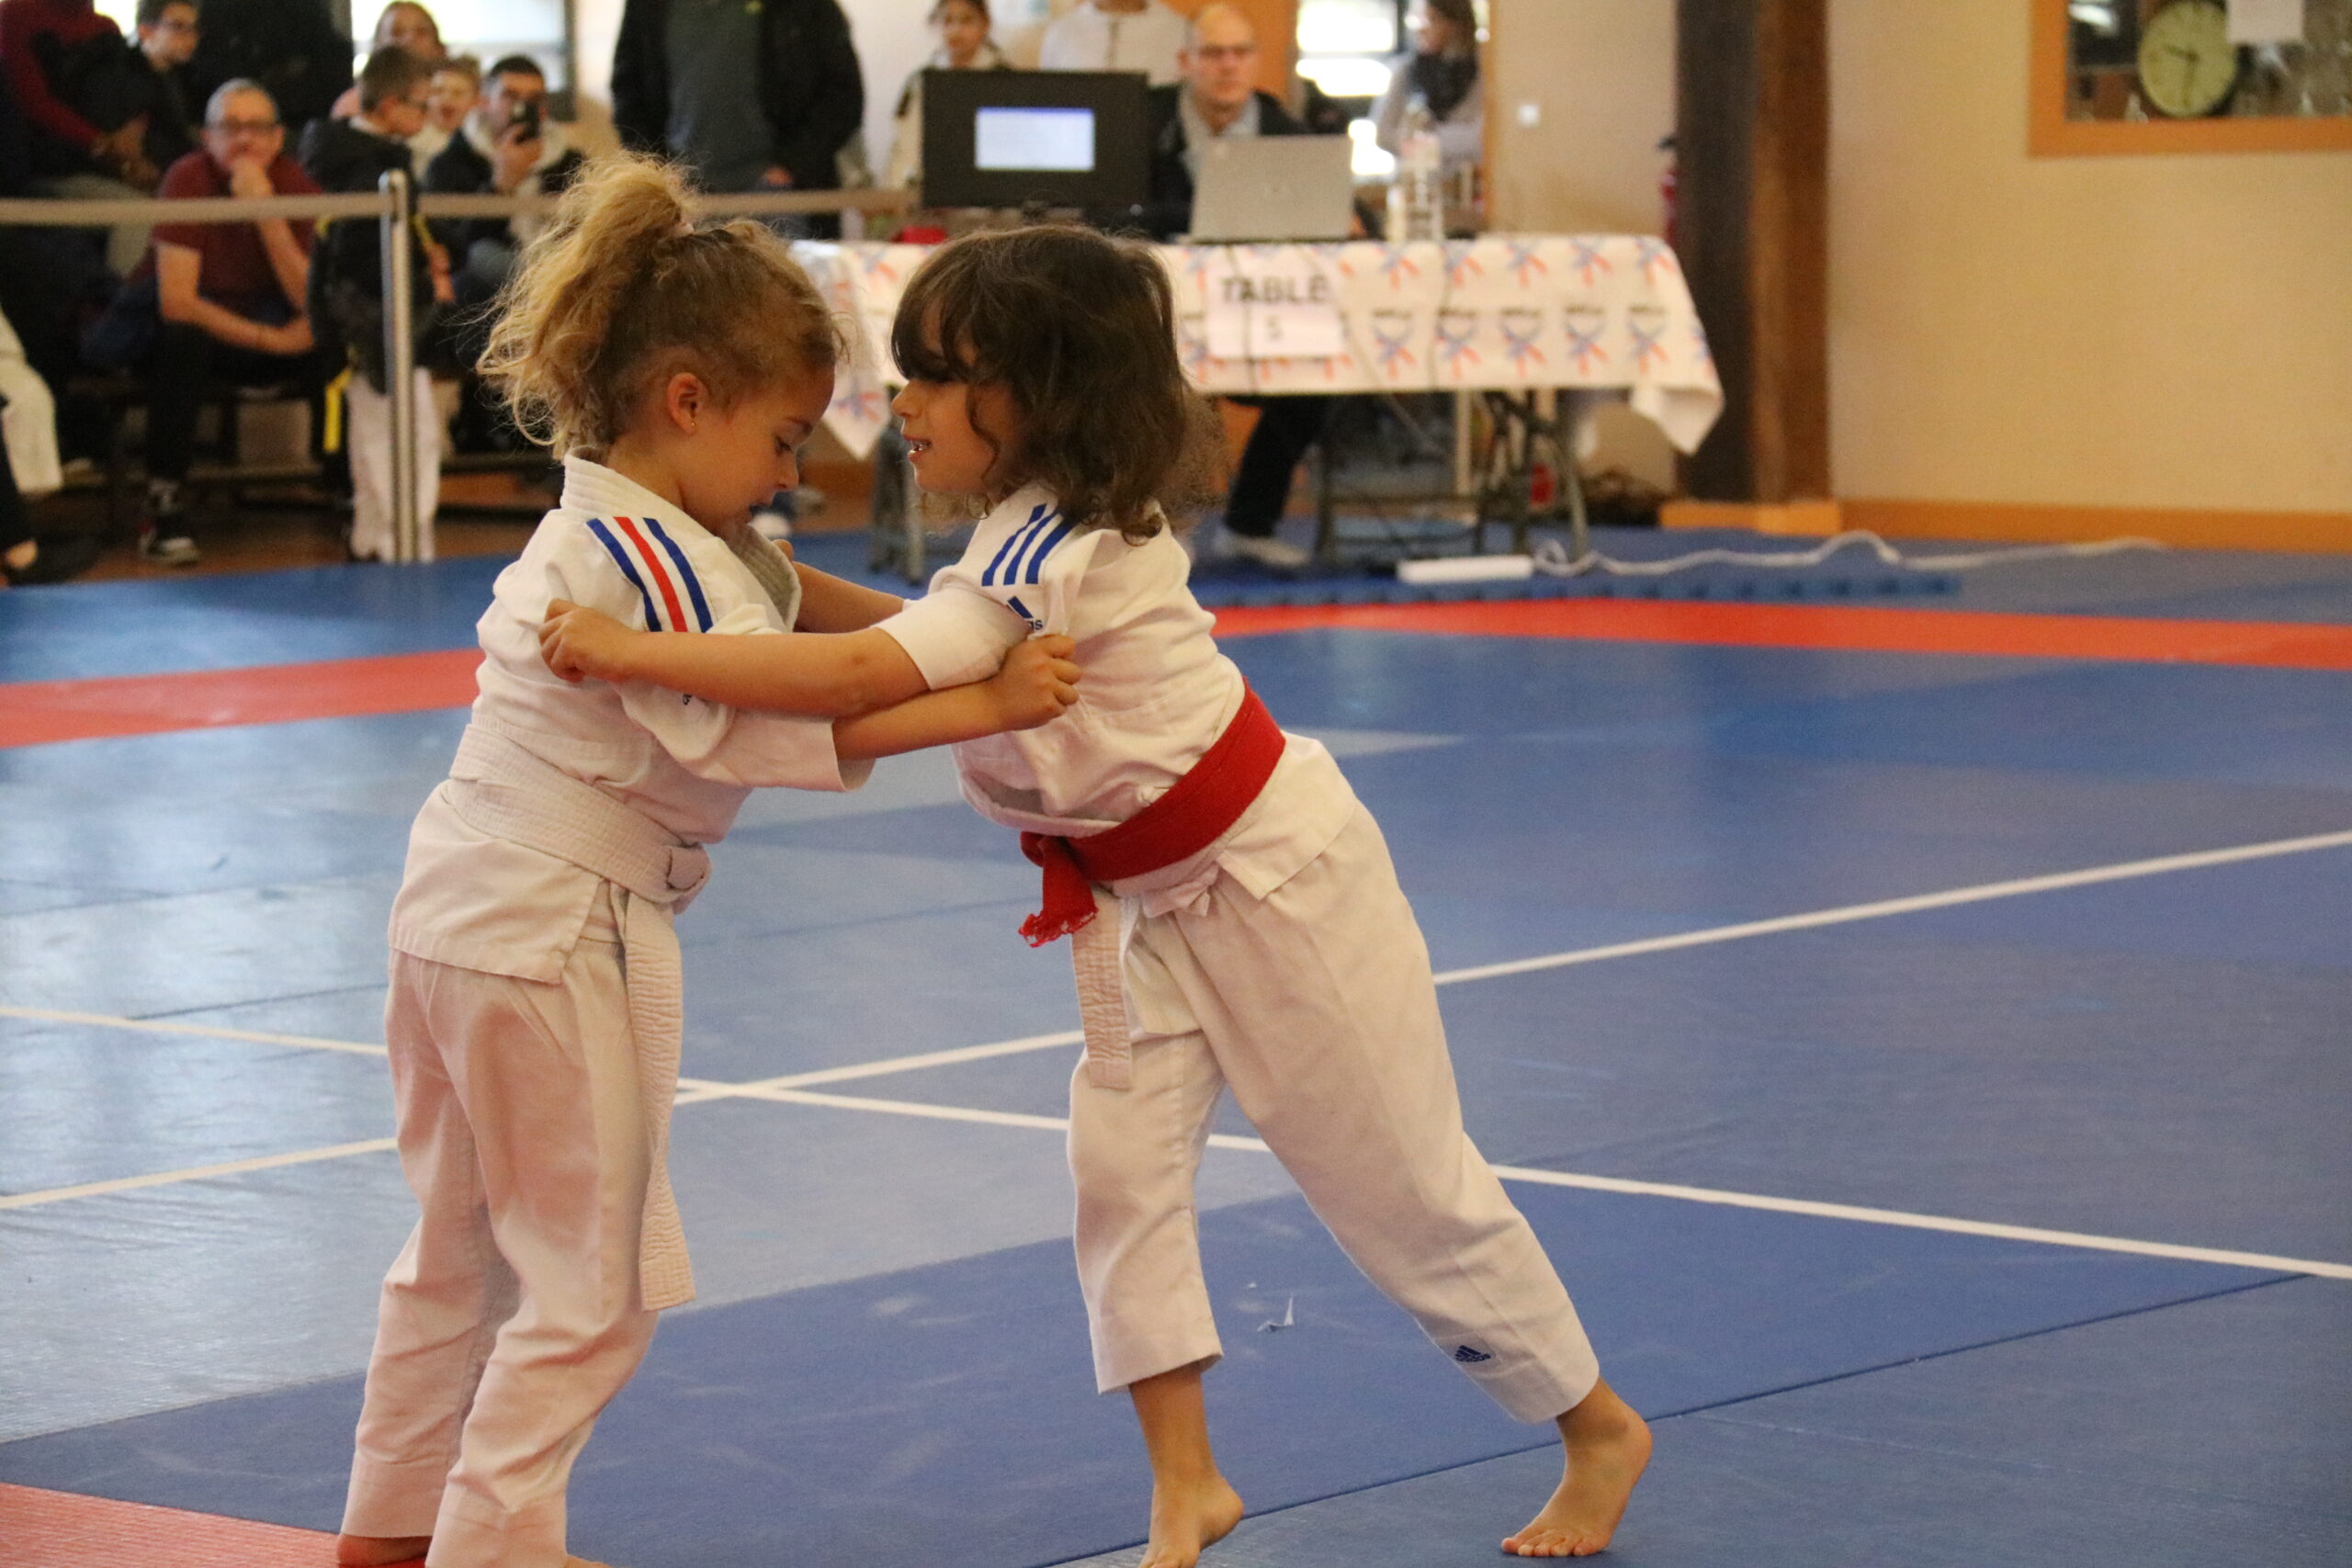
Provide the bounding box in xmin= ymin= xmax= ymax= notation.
xmin=1069 ymin=807 xmax=1601 ymax=1425
xmin=346 ymin=368 xmax=441 ymax=562
xmin=345 ymin=896 xmax=657 ymax=1568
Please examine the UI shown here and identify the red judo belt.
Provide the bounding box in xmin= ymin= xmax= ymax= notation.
xmin=1019 ymin=686 xmax=1285 ymax=945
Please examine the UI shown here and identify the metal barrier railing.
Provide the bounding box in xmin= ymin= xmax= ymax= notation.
xmin=0 ymin=183 xmax=915 ymax=561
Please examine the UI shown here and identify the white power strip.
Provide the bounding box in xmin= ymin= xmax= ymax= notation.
xmin=1396 ymin=553 xmax=1537 ymax=585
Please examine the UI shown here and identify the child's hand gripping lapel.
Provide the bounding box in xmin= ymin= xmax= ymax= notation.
xmin=540 ymin=599 xmax=639 ymax=684
xmin=987 ymin=634 xmax=1082 ymax=731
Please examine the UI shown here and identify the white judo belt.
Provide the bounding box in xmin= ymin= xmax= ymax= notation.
xmin=446 ymin=721 xmax=711 ymax=1312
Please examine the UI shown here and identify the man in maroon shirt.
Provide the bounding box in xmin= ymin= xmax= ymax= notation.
xmin=95 ymin=77 xmax=327 ymax=563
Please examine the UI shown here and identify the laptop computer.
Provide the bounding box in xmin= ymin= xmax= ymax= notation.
xmin=1188 ymin=135 xmax=1357 ymax=243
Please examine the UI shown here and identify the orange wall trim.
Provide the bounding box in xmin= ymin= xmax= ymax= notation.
xmin=1659 ymin=500 xmax=1845 ymax=536
xmin=1666 ymin=497 xmax=2352 ymax=554
xmin=1837 ymin=500 xmax=2352 ymax=555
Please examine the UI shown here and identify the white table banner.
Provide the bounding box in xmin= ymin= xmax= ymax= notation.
xmin=795 ymin=234 xmax=1723 ymax=460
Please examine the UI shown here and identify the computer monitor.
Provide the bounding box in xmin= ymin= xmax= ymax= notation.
xmin=921 ymin=69 xmax=1152 ymax=210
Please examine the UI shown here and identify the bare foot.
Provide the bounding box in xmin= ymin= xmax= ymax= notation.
xmin=1138 ymin=1471 xmax=1244 ymax=1568
xmin=334 ymin=1534 xmax=430 ymax=1567
xmin=1501 ymin=1378 xmax=1651 ymax=1558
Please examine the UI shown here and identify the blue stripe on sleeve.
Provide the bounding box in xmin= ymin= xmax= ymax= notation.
xmin=642 ymin=517 xmax=715 ymax=631
xmin=1022 ymin=517 xmax=1075 ymax=584
xmin=584 ymin=517 xmax=663 ymax=630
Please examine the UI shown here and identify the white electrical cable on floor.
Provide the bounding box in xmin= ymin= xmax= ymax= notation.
xmin=1527 ymin=531 xmax=2166 ymax=580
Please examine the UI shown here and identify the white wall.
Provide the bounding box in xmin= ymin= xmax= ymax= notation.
xmin=1487 ymin=0 xmax=1680 ymax=491
xmin=1487 ymin=0 xmax=1676 ymax=238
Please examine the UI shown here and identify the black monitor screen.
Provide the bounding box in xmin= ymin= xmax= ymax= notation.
xmin=922 ymin=70 xmax=1150 ymax=209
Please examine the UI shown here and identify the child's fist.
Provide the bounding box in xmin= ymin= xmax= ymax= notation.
xmin=539 ymin=598 xmax=637 ymax=683
xmin=990 ymin=634 xmax=1081 ymax=730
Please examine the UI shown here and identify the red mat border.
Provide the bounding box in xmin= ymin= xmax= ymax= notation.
xmin=6 ymin=600 xmax=2348 ymax=749
xmin=0 ymin=1481 xmax=332 ymax=1566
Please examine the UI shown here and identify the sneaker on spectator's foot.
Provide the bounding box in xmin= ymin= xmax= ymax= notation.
xmin=141 ymin=479 xmax=198 ymax=566
xmin=1226 ymin=532 xmax=1310 ymax=570
xmin=139 ymin=522 xmax=199 ymax=566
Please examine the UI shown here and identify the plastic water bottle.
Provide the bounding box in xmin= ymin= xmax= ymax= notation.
xmin=1385 ymin=99 xmax=1443 ymax=242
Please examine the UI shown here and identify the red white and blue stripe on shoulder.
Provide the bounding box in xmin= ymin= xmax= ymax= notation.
xmin=583 ymin=515 xmax=715 ymax=633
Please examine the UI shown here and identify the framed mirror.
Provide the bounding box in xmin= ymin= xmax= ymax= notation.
xmin=2031 ymin=0 xmax=2352 ymax=152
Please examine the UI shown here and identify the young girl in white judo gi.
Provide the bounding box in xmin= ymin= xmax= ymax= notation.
xmin=335 ymin=162 xmax=1080 ymax=1568
xmin=537 ymin=225 xmax=1648 ymax=1565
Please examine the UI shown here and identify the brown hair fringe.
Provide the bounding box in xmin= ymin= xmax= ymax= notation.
xmin=477 ymin=152 xmax=842 ymax=459
xmin=889 ymin=225 xmax=1222 ymax=542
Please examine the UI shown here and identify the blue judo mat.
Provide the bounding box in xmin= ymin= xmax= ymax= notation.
xmin=0 ymin=1179 xmax=2287 ymax=1567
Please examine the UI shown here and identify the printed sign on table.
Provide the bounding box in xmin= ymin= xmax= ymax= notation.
xmin=1203 ymin=247 xmax=1346 ymax=362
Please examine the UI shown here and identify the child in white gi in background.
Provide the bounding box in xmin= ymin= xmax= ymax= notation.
xmin=537 ymin=226 xmax=1648 ymax=1564
xmin=336 ymin=159 xmax=1081 ymax=1568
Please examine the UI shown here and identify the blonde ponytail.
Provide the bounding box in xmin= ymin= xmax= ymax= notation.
xmin=478 ymin=152 xmax=841 ymax=457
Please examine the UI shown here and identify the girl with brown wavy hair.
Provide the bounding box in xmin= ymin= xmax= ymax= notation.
xmin=336 ymin=155 xmax=1077 ymax=1568
xmin=539 ymin=221 xmax=1650 ymax=1566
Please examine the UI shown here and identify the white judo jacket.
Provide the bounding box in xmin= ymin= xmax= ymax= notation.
xmin=875 ymin=487 xmax=1358 ymax=1070
xmin=389 ymin=457 xmax=868 ymax=1305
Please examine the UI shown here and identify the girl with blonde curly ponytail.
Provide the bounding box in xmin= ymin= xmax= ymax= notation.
xmin=477 ymin=152 xmax=841 ymax=461
xmin=337 ymin=154 xmax=1081 ymax=1568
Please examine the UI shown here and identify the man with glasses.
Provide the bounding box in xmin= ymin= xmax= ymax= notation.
xmin=89 ymin=77 xmax=325 ymax=563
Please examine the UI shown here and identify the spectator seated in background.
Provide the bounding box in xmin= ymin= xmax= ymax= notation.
xmin=422 ymin=51 xmax=581 ymax=451
xmin=328 ymin=2 xmax=442 ymax=121
xmin=84 ymin=77 xmax=331 ymax=566
xmin=1135 ymin=1 xmax=1329 ymax=570
xmin=1373 ymin=0 xmax=1483 ymax=175
xmin=883 ymin=0 xmax=1008 ymax=192
xmin=299 ymin=45 xmax=450 ymax=561
xmin=0 ymin=0 xmax=153 ymax=271
xmin=119 ymin=0 xmax=201 ymax=176
xmin=42 ymin=0 xmax=205 ymax=193
xmin=411 ymin=51 xmax=476 ymax=169
xmin=1039 ymin=0 xmax=1186 ymax=85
